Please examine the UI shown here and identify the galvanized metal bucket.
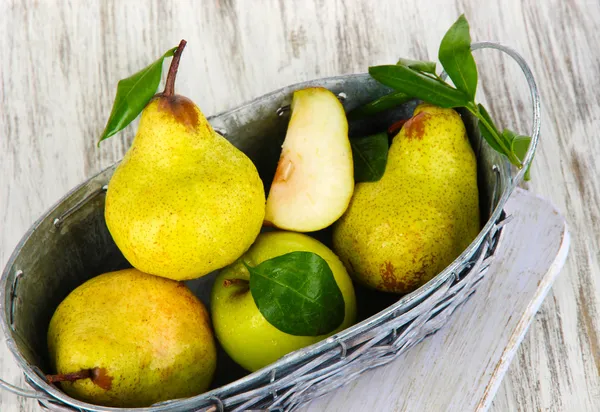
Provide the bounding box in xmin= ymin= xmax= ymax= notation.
xmin=0 ymin=42 xmax=540 ymax=411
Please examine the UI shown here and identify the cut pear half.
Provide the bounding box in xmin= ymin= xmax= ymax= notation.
xmin=265 ymin=87 xmax=354 ymax=232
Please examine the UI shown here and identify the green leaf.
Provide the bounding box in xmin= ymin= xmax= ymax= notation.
xmin=476 ymin=104 xmax=504 ymax=153
xmin=397 ymin=58 xmax=437 ymax=75
xmin=246 ymin=252 xmax=345 ymax=336
xmin=504 ymin=129 xmax=533 ymax=179
xmin=347 ymin=91 xmax=412 ymax=120
xmin=98 ymin=46 xmax=178 ymax=145
xmin=369 ymin=65 xmax=470 ymax=108
xmin=350 ymin=132 xmax=389 ymax=182
xmin=506 ymin=131 xmax=531 ymax=163
xmin=438 ymin=14 xmax=478 ymax=100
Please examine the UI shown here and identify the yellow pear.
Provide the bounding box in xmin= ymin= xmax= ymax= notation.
xmin=264 ymin=87 xmax=354 ymax=232
xmin=333 ymin=103 xmax=480 ymax=294
xmin=46 ymin=269 xmax=217 ymax=407
xmin=105 ymin=41 xmax=265 ymax=280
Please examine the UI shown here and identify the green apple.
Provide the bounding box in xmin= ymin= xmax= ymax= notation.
xmin=211 ymin=231 xmax=357 ymax=372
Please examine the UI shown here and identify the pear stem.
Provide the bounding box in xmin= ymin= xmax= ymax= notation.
xmin=46 ymin=369 xmax=93 ymax=384
xmin=387 ymin=119 xmax=409 ymax=137
xmin=163 ymin=39 xmax=187 ymax=97
xmin=223 ymin=278 xmax=250 ymax=287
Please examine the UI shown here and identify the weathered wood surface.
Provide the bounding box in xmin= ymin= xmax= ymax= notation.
xmin=0 ymin=0 xmax=596 ymax=411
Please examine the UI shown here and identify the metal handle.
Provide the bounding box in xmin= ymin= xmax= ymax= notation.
xmin=470 ymin=41 xmax=541 ymax=186
xmin=0 ymin=377 xmax=51 ymax=400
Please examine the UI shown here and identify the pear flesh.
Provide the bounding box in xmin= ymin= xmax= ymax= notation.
xmin=105 ymin=94 xmax=265 ymax=280
xmin=47 ymin=269 xmax=217 ymax=407
xmin=265 ymin=87 xmax=354 ymax=232
xmin=333 ymin=104 xmax=480 ymax=294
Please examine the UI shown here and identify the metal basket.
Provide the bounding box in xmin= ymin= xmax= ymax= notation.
xmin=0 ymin=42 xmax=540 ymax=412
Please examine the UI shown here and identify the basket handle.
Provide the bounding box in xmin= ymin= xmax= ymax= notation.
xmin=470 ymin=41 xmax=541 ymax=185
xmin=0 ymin=377 xmax=52 ymax=400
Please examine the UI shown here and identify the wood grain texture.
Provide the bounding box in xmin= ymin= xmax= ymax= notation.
xmin=0 ymin=0 xmax=596 ymax=410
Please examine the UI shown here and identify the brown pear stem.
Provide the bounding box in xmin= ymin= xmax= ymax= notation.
xmin=46 ymin=369 xmax=93 ymax=384
xmin=163 ymin=39 xmax=187 ymax=97
xmin=223 ymin=278 xmax=249 ymax=287
xmin=387 ymin=119 xmax=409 ymax=137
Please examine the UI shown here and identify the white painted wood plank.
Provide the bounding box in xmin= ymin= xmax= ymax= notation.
xmin=0 ymin=0 xmax=596 ymax=411
xmin=303 ymin=188 xmax=569 ymax=412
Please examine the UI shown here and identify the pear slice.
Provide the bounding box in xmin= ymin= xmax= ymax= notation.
xmin=265 ymin=87 xmax=354 ymax=232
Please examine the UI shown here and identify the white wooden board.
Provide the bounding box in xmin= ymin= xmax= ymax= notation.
xmin=303 ymin=188 xmax=570 ymax=411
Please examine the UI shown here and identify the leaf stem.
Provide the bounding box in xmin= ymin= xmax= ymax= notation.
xmin=466 ymin=103 xmax=522 ymax=167
xmin=164 ymin=39 xmax=187 ymax=96
xmin=421 ymin=71 xmax=447 ymax=85
xmin=47 ymin=369 xmax=92 ymax=384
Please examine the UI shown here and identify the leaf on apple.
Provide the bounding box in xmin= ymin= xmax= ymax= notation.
xmin=245 ymin=251 xmax=345 ymax=336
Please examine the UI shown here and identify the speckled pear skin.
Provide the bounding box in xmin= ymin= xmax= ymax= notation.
xmin=47 ymin=269 xmax=217 ymax=407
xmin=332 ymin=104 xmax=480 ymax=294
xmin=105 ymin=96 xmax=265 ymax=280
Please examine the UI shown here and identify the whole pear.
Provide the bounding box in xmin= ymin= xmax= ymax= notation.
xmin=105 ymin=41 xmax=265 ymax=280
xmin=46 ymin=269 xmax=217 ymax=407
xmin=211 ymin=231 xmax=357 ymax=372
xmin=333 ymin=104 xmax=480 ymax=294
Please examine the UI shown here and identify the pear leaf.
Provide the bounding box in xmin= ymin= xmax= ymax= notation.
xmin=438 ymin=14 xmax=478 ymax=100
xmin=369 ymin=65 xmax=470 ymax=108
xmin=364 ymin=15 xmax=534 ymax=174
xmin=246 ymin=252 xmax=345 ymax=336
xmin=397 ymin=58 xmax=437 ymax=75
xmin=351 ymin=132 xmax=389 ymax=182
xmin=98 ymin=45 xmax=178 ymax=145
xmin=347 ymin=91 xmax=413 ymax=120
xmin=476 ymin=104 xmax=504 ymax=153
xmin=504 ymin=129 xmax=533 ymax=180
xmin=504 ymin=129 xmax=531 ymax=163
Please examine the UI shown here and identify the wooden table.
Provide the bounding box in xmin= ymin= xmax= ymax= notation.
xmin=0 ymin=1 xmax=597 ymax=410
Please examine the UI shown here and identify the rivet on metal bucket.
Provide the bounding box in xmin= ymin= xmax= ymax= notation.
xmin=337 ymin=92 xmax=347 ymax=101
xmin=276 ymin=105 xmax=290 ymax=117
xmin=53 ymin=185 xmax=108 ymax=229
xmin=9 ymin=270 xmax=23 ymax=329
